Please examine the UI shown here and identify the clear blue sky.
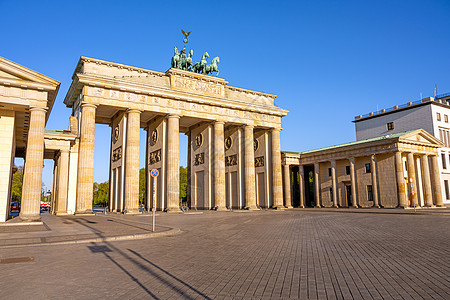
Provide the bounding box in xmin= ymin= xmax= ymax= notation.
xmin=1 ymin=0 xmax=449 ymax=188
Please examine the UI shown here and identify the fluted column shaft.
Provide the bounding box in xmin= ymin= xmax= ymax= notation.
xmin=214 ymin=121 xmax=226 ymax=210
xmin=272 ymin=129 xmax=284 ymax=208
xmin=431 ymin=155 xmax=444 ymax=206
xmin=331 ymin=160 xmax=338 ymax=207
xmin=20 ymin=107 xmax=46 ymax=221
xmin=314 ymin=162 xmax=321 ymax=207
xmin=244 ymin=125 xmax=257 ymax=209
xmin=55 ymin=150 xmax=70 ymax=214
xmin=124 ymin=109 xmax=141 ymax=213
xmin=349 ymin=157 xmax=358 ymax=208
xmin=370 ymin=154 xmax=380 ymax=207
xmin=421 ymin=155 xmax=433 ymax=207
xmin=394 ymin=152 xmax=407 ymax=208
xmin=76 ymin=103 xmax=96 ymax=214
xmin=167 ymin=115 xmax=180 ymax=211
xmin=406 ymin=152 xmax=418 ymax=207
xmin=283 ymin=164 xmax=292 ymax=208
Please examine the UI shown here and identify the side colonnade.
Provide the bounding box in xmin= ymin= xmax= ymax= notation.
xmin=282 ymin=130 xmax=444 ymax=209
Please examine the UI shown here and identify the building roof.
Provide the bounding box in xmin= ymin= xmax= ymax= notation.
xmin=282 ymin=130 xmax=418 ymax=155
xmin=353 ymin=95 xmax=450 ymax=123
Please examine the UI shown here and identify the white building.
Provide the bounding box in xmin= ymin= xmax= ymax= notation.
xmin=354 ymin=93 xmax=450 ymax=204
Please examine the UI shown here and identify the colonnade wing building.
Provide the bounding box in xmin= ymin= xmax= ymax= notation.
xmin=63 ymin=57 xmax=289 ymax=214
xmin=353 ymin=95 xmax=450 ymax=205
xmin=282 ymin=129 xmax=444 ymax=209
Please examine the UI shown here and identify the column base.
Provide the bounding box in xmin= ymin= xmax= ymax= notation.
xmin=372 ymin=205 xmax=381 ymax=208
xmin=272 ymin=206 xmax=285 ymax=210
xmin=123 ymin=209 xmax=141 ymax=215
xmin=74 ymin=210 xmax=94 ymax=215
xmin=213 ymin=206 xmax=228 ymax=211
xmin=19 ymin=214 xmax=42 ymax=222
xmin=165 ymin=207 xmax=182 ymax=213
xmin=285 ymin=205 xmax=294 ymax=209
xmin=55 ymin=211 xmax=70 ymax=216
xmin=314 ymin=205 xmax=322 ymax=208
xmin=298 ymin=205 xmax=305 ymax=208
xmin=244 ymin=205 xmax=260 ymax=211
xmin=332 ymin=204 xmax=339 ymax=208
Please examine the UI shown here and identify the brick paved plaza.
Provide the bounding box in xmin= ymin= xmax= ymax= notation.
xmin=1 ymin=210 xmax=449 ymax=299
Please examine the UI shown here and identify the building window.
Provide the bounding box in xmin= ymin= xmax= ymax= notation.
xmin=367 ymin=185 xmax=374 ymax=201
xmin=330 ymin=187 xmax=333 ymax=202
xmin=445 ymin=115 xmax=448 ymax=123
xmin=442 ymin=153 xmax=447 ymax=169
xmin=386 ymin=122 xmax=394 ymax=131
xmin=365 ymin=163 xmax=371 ymax=173
xmin=346 ymin=166 xmax=350 ymax=175
xmin=437 ymin=112 xmax=441 ymax=121
xmin=445 ymin=180 xmax=450 ymax=200
xmin=328 ymin=168 xmax=332 ymax=177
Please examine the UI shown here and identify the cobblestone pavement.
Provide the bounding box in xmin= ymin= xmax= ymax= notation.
xmin=0 ymin=210 xmax=449 ymax=299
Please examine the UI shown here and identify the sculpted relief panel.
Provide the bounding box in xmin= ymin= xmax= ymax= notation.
xmin=171 ymin=76 xmax=224 ymax=97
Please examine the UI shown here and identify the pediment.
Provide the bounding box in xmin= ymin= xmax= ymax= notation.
xmin=399 ymin=129 xmax=443 ymax=146
xmin=0 ymin=56 xmax=59 ymax=88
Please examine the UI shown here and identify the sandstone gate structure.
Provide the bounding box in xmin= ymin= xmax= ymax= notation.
xmin=64 ymin=57 xmax=289 ymax=213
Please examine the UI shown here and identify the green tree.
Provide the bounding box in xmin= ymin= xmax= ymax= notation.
xmin=11 ymin=165 xmax=24 ymax=202
xmin=93 ymin=181 xmax=109 ymax=206
xmin=179 ymin=166 xmax=187 ymax=204
xmin=139 ymin=167 xmax=145 ymax=204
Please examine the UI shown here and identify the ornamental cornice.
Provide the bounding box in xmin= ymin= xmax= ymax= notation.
xmin=65 ymin=73 xmax=289 ymax=117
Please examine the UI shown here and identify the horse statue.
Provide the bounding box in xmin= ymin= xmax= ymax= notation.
xmin=171 ymin=46 xmax=180 ymax=69
xmin=205 ymin=57 xmax=220 ymax=76
xmin=193 ymin=52 xmax=209 ymax=74
xmin=180 ymin=49 xmax=194 ymax=71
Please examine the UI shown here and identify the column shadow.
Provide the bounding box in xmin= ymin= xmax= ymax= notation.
xmin=72 ymin=217 xmax=210 ymax=299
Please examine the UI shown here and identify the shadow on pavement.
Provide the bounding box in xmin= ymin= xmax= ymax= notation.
xmin=73 ymin=217 xmax=209 ymax=299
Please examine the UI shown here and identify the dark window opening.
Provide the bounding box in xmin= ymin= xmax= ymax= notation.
xmin=445 ymin=180 xmax=450 ymax=200
xmin=328 ymin=168 xmax=332 ymax=177
xmin=387 ymin=122 xmax=394 ymax=131
xmin=367 ymin=185 xmax=374 ymax=201
xmin=442 ymin=153 xmax=447 ymax=169
xmin=365 ymin=163 xmax=371 ymax=173
xmin=346 ymin=166 xmax=350 ymax=175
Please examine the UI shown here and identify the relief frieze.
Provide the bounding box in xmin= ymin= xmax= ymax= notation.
xmin=172 ymin=76 xmax=223 ymax=96
xmin=112 ymin=146 xmax=122 ymax=162
xmin=194 ymin=153 xmax=205 ymax=166
xmin=255 ymin=156 xmax=264 ymax=167
xmin=225 ymin=154 xmax=237 ymax=166
xmin=149 ymin=149 xmax=161 ymax=165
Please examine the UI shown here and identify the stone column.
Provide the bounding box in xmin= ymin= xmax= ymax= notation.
xmin=370 ymin=154 xmax=380 ymax=208
xmin=349 ymin=157 xmax=358 ymax=208
xmin=167 ymin=115 xmax=180 ymax=211
xmin=299 ymin=165 xmax=305 ymax=208
xmin=421 ymin=155 xmax=433 ymax=207
xmin=314 ymin=162 xmax=321 ymax=207
xmin=244 ymin=125 xmax=257 ymax=210
xmin=394 ymin=152 xmax=407 ymax=208
xmin=283 ymin=164 xmax=292 ymax=208
xmin=186 ymin=132 xmax=191 ymax=208
xmin=124 ymin=109 xmax=141 ymax=214
xmin=20 ymin=107 xmax=47 ymax=221
xmin=214 ymin=121 xmax=226 ymax=210
xmin=406 ymin=152 xmax=418 ymax=207
xmin=331 ymin=160 xmax=338 ymax=207
xmin=271 ymin=128 xmax=284 ymax=209
xmin=55 ymin=150 xmax=70 ymax=215
xmin=75 ymin=103 xmax=96 ymax=214
xmin=431 ymin=155 xmax=444 ymax=207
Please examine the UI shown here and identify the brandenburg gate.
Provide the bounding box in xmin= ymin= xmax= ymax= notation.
xmin=64 ymin=56 xmax=288 ymax=213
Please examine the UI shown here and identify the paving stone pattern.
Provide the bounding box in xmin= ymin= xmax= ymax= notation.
xmin=0 ymin=210 xmax=449 ymax=299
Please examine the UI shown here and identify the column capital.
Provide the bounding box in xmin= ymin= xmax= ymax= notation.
xmin=244 ymin=124 xmax=254 ymax=129
xmin=29 ymin=106 xmax=48 ymax=113
xmin=60 ymin=149 xmax=70 ymax=154
xmin=127 ymin=109 xmax=142 ymax=114
xmin=214 ymin=120 xmax=225 ymax=125
xmin=271 ymin=127 xmax=281 ymax=132
xmin=80 ymin=103 xmax=97 ymax=109
xmin=168 ymin=114 xmax=180 ymax=120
